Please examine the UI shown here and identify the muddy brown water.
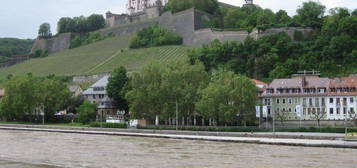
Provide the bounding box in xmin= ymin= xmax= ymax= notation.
xmin=0 ymin=130 xmax=356 ymax=168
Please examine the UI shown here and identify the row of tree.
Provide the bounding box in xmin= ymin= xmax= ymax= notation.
xmin=0 ymin=75 xmax=84 ymax=122
xmin=188 ymin=2 xmax=357 ymax=80
xmin=38 ymin=14 xmax=106 ymax=38
xmin=107 ymin=60 xmax=258 ymax=126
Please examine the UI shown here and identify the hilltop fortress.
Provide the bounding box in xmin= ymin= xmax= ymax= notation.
xmin=31 ymin=0 xmax=312 ymax=55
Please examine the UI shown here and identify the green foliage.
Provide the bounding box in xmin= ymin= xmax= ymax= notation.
xmin=0 ymin=76 xmax=71 ymax=121
xmin=129 ymin=25 xmax=183 ymax=49
xmin=293 ymin=1 xmax=326 ymax=28
xmin=164 ymin=0 xmax=219 ymax=15
xmin=38 ymin=23 xmax=52 ymax=38
xmin=189 ymin=9 xmax=357 ymax=80
xmin=77 ymin=101 xmax=97 ymax=124
xmin=196 ymin=69 xmax=258 ymax=125
xmin=70 ymin=32 xmax=113 ymax=49
xmin=33 ymin=49 xmax=49 ymax=58
xmin=57 ymin=14 xmax=105 ymax=34
xmin=126 ymin=60 xmax=209 ymax=121
xmin=89 ymin=122 xmax=127 ymax=128
xmin=0 ymin=38 xmax=33 ymax=57
xmin=107 ymin=66 xmax=129 ymax=113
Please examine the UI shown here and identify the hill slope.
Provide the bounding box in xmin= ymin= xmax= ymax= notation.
xmin=0 ymin=35 xmax=189 ymax=77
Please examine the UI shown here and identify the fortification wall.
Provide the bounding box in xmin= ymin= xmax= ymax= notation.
xmin=31 ymin=33 xmax=72 ymax=54
xmin=255 ymin=27 xmax=313 ymax=39
xmin=97 ymin=18 xmax=159 ymax=36
xmin=190 ymin=29 xmax=249 ymax=47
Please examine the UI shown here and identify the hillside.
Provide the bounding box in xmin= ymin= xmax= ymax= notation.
xmin=0 ymin=35 xmax=188 ymax=77
xmin=0 ymin=38 xmax=34 ymax=62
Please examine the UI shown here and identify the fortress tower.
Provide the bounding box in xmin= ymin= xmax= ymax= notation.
xmin=127 ymin=0 xmax=168 ymax=15
xmin=245 ymin=0 xmax=253 ymax=5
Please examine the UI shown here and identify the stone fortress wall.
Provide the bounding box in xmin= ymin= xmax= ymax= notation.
xmin=31 ymin=8 xmax=313 ymax=55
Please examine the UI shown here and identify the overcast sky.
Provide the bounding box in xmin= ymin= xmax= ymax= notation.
xmin=0 ymin=0 xmax=356 ymax=39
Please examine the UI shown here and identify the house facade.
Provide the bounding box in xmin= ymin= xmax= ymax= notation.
xmin=261 ymin=71 xmax=357 ymax=121
xmin=82 ymin=76 xmax=121 ymax=121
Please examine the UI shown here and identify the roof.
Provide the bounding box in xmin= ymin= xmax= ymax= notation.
xmin=67 ymin=85 xmax=81 ymax=93
xmin=82 ymin=76 xmax=110 ymax=95
xmin=268 ymin=77 xmax=330 ymax=89
xmin=251 ymin=79 xmax=267 ymax=86
xmin=329 ymin=77 xmax=357 ymax=88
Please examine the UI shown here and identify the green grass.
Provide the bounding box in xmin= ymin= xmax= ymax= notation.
xmin=0 ymin=34 xmax=189 ymax=77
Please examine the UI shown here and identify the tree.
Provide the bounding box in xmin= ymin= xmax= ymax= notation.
xmin=0 ymin=76 xmax=41 ymax=121
xmin=165 ymin=0 xmax=219 ymax=15
xmin=275 ymin=109 xmax=289 ymax=126
xmin=275 ymin=10 xmax=291 ymax=25
xmin=77 ymin=101 xmax=97 ymax=124
xmin=311 ymin=108 xmax=326 ymax=128
xmin=196 ymin=69 xmax=258 ymax=126
xmin=40 ymin=78 xmax=71 ymax=121
xmin=86 ymin=14 xmax=106 ymax=32
xmin=38 ymin=23 xmax=52 ymax=38
xmin=295 ymin=1 xmax=326 ymax=28
xmin=107 ymin=66 xmax=129 ymax=114
xmin=352 ymin=9 xmax=357 ymax=16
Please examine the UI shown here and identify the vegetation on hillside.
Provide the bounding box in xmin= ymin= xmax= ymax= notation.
xmin=129 ymin=25 xmax=182 ymax=49
xmin=57 ymin=14 xmax=106 ymax=34
xmin=164 ymin=0 xmax=220 ymax=15
xmin=189 ymin=1 xmax=357 ymax=80
xmin=38 ymin=23 xmax=52 ymax=38
xmin=0 ymin=38 xmax=34 ymax=62
xmin=70 ymin=32 xmax=115 ymax=49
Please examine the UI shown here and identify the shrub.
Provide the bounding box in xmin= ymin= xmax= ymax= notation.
xmin=89 ymin=122 xmax=127 ymax=128
xmin=76 ymin=101 xmax=97 ymax=124
xmin=129 ymin=25 xmax=183 ymax=49
xmin=70 ymin=32 xmax=114 ymax=49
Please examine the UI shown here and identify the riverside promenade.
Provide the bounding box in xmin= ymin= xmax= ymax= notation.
xmin=0 ymin=124 xmax=356 ymax=149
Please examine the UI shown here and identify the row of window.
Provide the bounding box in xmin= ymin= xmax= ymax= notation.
xmin=266 ymin=97 xmax=355 ymax=106
xmin=267 ymin=87 xmax=357 ymax=94
xmin=86 ymin=94 xmax=105 ymax=99
xmin=328 ymin=107 xmax=355 ymax=115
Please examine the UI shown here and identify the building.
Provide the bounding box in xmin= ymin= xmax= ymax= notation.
xmin=67 ymin=85 xmax=82 ymax=97
xmin=127 ymin=0 xmax=167 ymax=15
xmin=245 ymin=0 xmax=253 ymax=5
xmin=0 ymin=89 xmax=5 ymax=99
xmin=261 ymin=71 xmax=357 ymax=122
xmin=82 ymin=76 xmax=121 ymax=121
xmin=251 ymin=79 xmax=267 ymax=97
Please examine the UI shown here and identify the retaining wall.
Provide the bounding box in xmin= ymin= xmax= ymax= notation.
xmin=31 ymin=33 xmax=72 ymax=54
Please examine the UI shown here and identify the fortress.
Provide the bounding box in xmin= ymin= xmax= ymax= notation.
xmin=31 ymin=0 xmax=312 ymax=55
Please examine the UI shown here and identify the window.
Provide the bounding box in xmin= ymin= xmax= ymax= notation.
xmin=336 ymin=98 xmax=340 ymax=105
xmin=303 ymin=98 xmax=307 ymax=106
xmin=315 ymin=98 xmax=319 ymax=107
xmin=289 ymin=108 xmax=292 ymax=112
xmin=343 ymin=108 xmax=347 ymax=114
xmin=350 ymin=108 xmax=355 ymax=114
xmin=276 ymin=99 xmax=280 ymax=104
xmin=321 ymin=98 xmax=325 ymax=106
xmin=350 ymin=97 xmax=354 ymax=103
xmin=99 ymin=94 xmax=104 ymax=99
xmin=343 ymin=98 xmax=347 ymax=106
xmin=336 ymin=108 xmax=340 ymax=114
xmin=330 ymin=108 xmax=334 ymax=115
xmin=309 ymin=98 xmax=313 ymax=106
xmin=330 ymin=98 xmax=333 ymax=104
xmin=289 ymin=98 xmax=292 ymax=104
xmin=308 ymin=108 xmax=311 ymax=115
xmin=283 ymin=99 xmax=286 ymax=104
xmin=294 ymin=98 xmax=298 ymax=104
xmin=264 ymin=99 xmax=271 ymax=105
xmin=303 ymin=108 xmax=306 ymax=115
xmin=93 ymin=95 xmax=96 ymax=99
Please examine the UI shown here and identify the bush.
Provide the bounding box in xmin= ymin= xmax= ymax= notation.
xmin=70 ymin=32 xmax=114 ymax=49
xmin=76 ymin=101 xmax=97 ymax=124
xmin=129 ymin=25 xmax=183 ymax=49
xmin=89 ymin=122 xmax=127 ymax=128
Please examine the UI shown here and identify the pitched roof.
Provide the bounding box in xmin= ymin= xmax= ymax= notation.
xmin=268 ymin=77 xmax=330 ymax=89
xmin=82 ymin=76 xmax=110 ymax=95
xmin=251 ymin=79 xmax=267 ymax=86
xmin=67 ymin=85 xmax=81 ymax=93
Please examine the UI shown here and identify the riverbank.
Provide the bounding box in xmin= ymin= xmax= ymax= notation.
xmin=0 ymin=124 xmax=357 ymax=149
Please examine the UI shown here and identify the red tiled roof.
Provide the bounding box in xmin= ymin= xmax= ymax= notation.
xmin=251 ymin=79 xmax=267 ymax=86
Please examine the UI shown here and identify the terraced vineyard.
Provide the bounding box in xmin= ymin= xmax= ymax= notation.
xmin=0 ymin=34 xmax=189 ymax=77
xmin=89 ymin=45 xmax=189 ymax=74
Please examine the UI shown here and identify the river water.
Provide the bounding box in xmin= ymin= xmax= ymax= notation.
xmin=0 ymin=130 xmax=356 ymax=168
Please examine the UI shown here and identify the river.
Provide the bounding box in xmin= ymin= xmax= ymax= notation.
xmin=0 ymin=130 xmax=356 ymax=168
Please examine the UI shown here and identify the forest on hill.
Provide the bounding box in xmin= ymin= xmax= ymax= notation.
xmin=0 ymin=38 xmax=34 ymax=63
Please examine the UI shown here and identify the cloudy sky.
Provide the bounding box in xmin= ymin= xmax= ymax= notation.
xmin=0 ymin=0 xmax=356 ymax=39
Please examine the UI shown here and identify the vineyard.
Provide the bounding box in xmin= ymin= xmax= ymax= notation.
xmin=0 ymin=35 xmax=188 ymax=77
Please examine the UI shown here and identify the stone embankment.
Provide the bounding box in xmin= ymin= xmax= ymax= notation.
xmin=0 ymin=124 xmax=356 ymax=149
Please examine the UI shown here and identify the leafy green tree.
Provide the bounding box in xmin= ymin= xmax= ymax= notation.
xmin=294 ymin=1 xmax=326 ymax=28
xmin=165 ymin=0 xmax=219 ymax=15
xmin=40 ymin=78 xmax=71 ymax=121
xmin=86 ymin=14 xmax=106 ymax=32
xmin=0 ymin=76 xmax=42 ymax=121
xmin=275 ymin=10 xmax=291 ymax=25
xmin=38 ymin=23 xmax=52 ymax=38
xmin=107 ymin=66 xmax=129 ymax=113
xmin=77 ymin=101 xmax=97 ymax=124
xmin=0 ymin=38 xmax=33 ymax=57
xmin=196 ymin=69 xmax=258 ymax=126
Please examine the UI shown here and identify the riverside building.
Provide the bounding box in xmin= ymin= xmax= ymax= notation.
xmin=261 ymin=71 xmax=357 ymax=122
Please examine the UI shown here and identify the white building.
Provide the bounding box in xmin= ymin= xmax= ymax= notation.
xmin=82 ymin=76 xmax=121 ymax=121
xmin=127 ymin=0 xmax=168 ymax=15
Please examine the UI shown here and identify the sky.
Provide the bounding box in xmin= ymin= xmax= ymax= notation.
xmin=0 ymin=0 xmax=356 ymax=39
